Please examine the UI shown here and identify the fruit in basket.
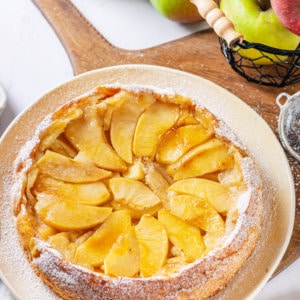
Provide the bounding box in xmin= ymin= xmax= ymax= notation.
xmin=149 ymin=0 xmax=203 ymax=23
xmin=270 ymin=0 xmax=300 ymax=36
xmin=220 ymin=0 xmax=300 ymax=64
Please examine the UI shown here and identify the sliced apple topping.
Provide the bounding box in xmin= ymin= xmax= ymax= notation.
xmin=133 ymin=101 xmax=179 ymax=158
xmin=122 ymin=159 xmax=145 ymax=180
xmin=168 ymin=178 xmax=232 ymax=213
xmin=135 ymin=215 xmax=168 ymax=277
xmin=88 ymin=87 xmax=122 ymax=130
xmin=167 ymin=139 xmax=235 ymax=180
xmin=75 ymin=210 xmax=131 ymax=267
xmin=166 ymin=138 xmax=224 ymax=176
xmin=34 ymin=175 xmax=110 ymax=206
xmin=109 ymin=177 xmax=162 ymax=218
xmin=169 ymin=195 xmax=225 ymax=235
xmin=104 ymin=226 xmax=140 ymax=277
xmin=36 ymin=150 xmax=112 ymax=183
xmin=156 ymin=124 xmax=214 ymax=164
xmin=110 ymin=91 xmax=155 ymax=163
xmin=35 ymin=194 xmax=112 ymax=231
xmin=158 ymin=209 xmax=205 ymax=261
xmin=22 ymin=87 xmax=249 ymax=279
xmin=65 ymin=105 xmax=127 ymax=172
xmin=145 ymin=163 xmax=171 ymax=209
xmin=48 ymin=133 xmax=78 ymax=158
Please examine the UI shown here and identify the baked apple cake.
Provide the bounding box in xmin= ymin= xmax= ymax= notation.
xmin=13 ymin=85 xmax=263 ymax=299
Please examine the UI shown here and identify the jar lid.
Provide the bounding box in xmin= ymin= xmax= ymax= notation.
xmin=276 ymin=92 xmax=300 ymax=162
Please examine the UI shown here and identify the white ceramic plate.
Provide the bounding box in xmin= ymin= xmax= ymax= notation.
xmin=0 ymin=65 xmax=295 ymax=300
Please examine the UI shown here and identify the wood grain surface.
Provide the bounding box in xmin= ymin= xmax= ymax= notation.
xmin=32 ymin=0 xmax=299 ymax=277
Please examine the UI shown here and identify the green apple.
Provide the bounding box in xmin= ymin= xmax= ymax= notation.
xmin=220 ymin=0 xmax=300 ymax=64
xmin=149 ymin=0 xmax=203 ymax=23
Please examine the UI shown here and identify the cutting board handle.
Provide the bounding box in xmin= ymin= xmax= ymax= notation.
xmin=190 ymin=0 xmax=243 ymax=47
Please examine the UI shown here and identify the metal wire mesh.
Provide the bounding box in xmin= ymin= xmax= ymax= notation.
xmin=220 ymin=39 xmax=300 ymax=87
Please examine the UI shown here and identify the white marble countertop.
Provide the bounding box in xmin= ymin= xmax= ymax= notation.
xmin=0 ymin=0 xmax=299 ymax=299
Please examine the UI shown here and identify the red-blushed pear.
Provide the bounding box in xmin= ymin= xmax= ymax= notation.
xmin=220 ymin=0 xmax=300 ymax=64
xmin=149 ymin=0 xmax=203 ymax=23
xmin=271 ymin=0 xmax=300 ymax=36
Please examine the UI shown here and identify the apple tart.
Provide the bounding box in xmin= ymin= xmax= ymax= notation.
xmin=13 ymin=85 xmax=263 ymax=299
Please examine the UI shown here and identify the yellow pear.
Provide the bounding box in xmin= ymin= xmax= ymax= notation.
xmin=75 ymin=210 xmax=131 ymax=267
xmin=158 ymin=209 xmax=205 ymax=261
xmin=135 ymin=215 xmax=168 ymax=277
xmin=36 ymin=150 xmax=112 ymax=183
xmin=133 ymin=101 xmax=179 ymax=158
xmin=104 ymin=226 xmax=140 ymax=277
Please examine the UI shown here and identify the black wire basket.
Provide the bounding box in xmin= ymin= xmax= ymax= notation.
xmin=220 ymin=39 xmax=300 ymax=88
xmin=192 ymin=0 xmax=300 ymax=88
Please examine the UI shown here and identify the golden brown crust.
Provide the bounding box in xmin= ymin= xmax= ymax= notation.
xmin=14 ymin=85 xmax=263 ymax=300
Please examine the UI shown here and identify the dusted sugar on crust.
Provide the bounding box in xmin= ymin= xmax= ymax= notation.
xmin=13 ymin=86 xmax=263 ymax=300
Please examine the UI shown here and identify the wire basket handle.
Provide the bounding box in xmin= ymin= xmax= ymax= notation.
xmin=190 ymin=0 xmax=243 ymax=47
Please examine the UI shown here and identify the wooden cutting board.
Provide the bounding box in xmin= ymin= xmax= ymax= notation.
xmin=33 ymin=0 xmax=299 ymax=277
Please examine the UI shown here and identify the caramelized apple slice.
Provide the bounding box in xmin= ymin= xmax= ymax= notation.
xmin=158 ymin=209 xmax=205 ymax=261
xmin=109 ymin=178 xmax=162 ymax=218
xmin=168 ymin=178 xmax=232 ymax=213
xmin=96 ymin=90 xmax=127 ymax=129
xmin=176 ymin=107 xmax=199 ymax=126
xmin=122 ymin=160 xmax=145 ymax=180
xmin=39 ymin=107 xmax=83 ymax=152
xmin=75 ymin=210 xmax=131 ymax=267
xmin=167 ymin=139 xmax=235 ymax=180
xmin=145 ymin=164 xmax=171 ymax=209
xmin=156 ymin=124 xmax=214 ymax=164
xmin=110 ymin=92 xmax=155 ymax=163
xmin=36 ymin=150 xmax=112 ymax=183
xmin=135 ymin=215 xmax=168 ymax=277
xmin=194 ymin=106 xmax=216 ymax=130
xmin=34 ymin=175 xmax=110 ymax=206
xmin=35 ymin=195 xmax=112 ymax=231
xmin=218 ymin=150 xmax=245 ymax=188
xmin=167 ymin=138 xmax=223 ymax=176
xmin=173 ymin=146 xmax=234 ymax=180
xmin=133 ymin=101 xmax=179 ymax=157
xmin=169 ymin=195 xmax=225 ymax=234
xmin=104 ymin=226 xmax=140 ymax=277
xmin=49 ymin=135 xmax=77 ymax=158
xmin=65 ymin=105 xmax=127 ymax=171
